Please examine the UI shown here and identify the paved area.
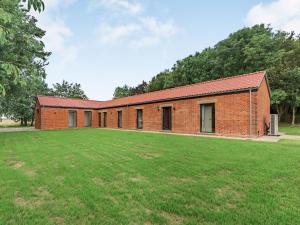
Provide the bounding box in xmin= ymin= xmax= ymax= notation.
xmin=0 ymin=127 xmax=36 ymax=133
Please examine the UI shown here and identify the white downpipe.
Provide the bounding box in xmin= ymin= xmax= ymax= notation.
xmin=249 ymin=89 xmax=252 ymax=136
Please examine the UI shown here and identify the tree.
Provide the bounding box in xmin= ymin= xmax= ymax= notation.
xmin=0 ymin=76 xmax=49 ymax=126
xmin=271 ymin=89 xmax=288 ymax=121
xmin=0 ymin=0 xmax=49 ymax=96
xmin=283 ymin=68 xmax=300 ymax=125
xmin=113 ymin=85 xmax=132 ymax=99
xmin=50 ymin=80 xmax=88 ymax=99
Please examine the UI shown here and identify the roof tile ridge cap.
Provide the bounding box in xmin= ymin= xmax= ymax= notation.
xmin=109 ymin=70 xmax=266 ymax=101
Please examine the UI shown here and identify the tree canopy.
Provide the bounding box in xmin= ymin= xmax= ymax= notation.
xmin=0 ymin=0 xmax=49 ymax=96
xmin=50 ymin=80 xmax=88 ymax=100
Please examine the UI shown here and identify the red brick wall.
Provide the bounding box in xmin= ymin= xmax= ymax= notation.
xmin=97 ymin=92 xmax=257 ymax=136
xmin=35 ymin=101 xmax=41 ymax=129
xmin=38 ymin=107 xmax=99 ymax=130
xmin=36 ymin=85 xmax=270 ymax=137
xmin=256 ymin=77 xmax=271 ymax=135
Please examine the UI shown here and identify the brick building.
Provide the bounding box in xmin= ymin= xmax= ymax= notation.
xmin=35 ymin=71 xmax=270 ymax=137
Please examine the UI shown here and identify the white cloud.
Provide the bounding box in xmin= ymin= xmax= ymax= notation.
xmin=99 ymin=23 xmax=141 ymax=44
xmin=91 ymin=0 xmax=143 ymax=15
xmin=132 ymin=17 xmax=177 ymax=47
xmin=31 ymin=0 xmax=78 ymax=65
xmin=98 ymin=17 xmax=177 ymax=47
xmin=96 ymin=1 xmax=178 ymax=48
xmin=246 ymin=0 xmax=300 ymax=33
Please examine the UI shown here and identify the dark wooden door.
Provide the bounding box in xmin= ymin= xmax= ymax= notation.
xmin=162 ymin=107 xmax=172 ymax=130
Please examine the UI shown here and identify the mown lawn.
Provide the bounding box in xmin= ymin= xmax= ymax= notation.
xmin=279 ymin=123 xmax=300 ymax=135
xmin=1 ymin=129 xmax=300 ymax=225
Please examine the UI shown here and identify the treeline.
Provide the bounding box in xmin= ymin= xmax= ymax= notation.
xmin=0 ymin=79 xmax=87 ymax=126
xmin=0 ymin=0 xmax=87 ymax=126
xmin=114 ymin=25 xmax=300 ymax=124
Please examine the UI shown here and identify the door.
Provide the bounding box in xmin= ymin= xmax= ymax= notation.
xmin=162 ymin=107 xmax=172 ymax=130
xmin=136 ymin=109 xmax=143 ymax=129
xmin=98 ymin=113 xmax=101 ymax=127
xmin=84 ymin=111 xmax=92 ymax=127
xmin=68 ymin=111 xmax=77 ymax=128
xmin=118 ymin=111 xmax=122 ymax=128
xmin=201 ymin=104 xmax=215 ymax=133
xmin=103 ymin=112 xmax=107 ymax=127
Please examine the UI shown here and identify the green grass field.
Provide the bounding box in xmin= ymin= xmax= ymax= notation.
xmin=279 ymin=123 xmax=300 ymax=135
xmin=1 ymin=129 xmax=300 ymax=225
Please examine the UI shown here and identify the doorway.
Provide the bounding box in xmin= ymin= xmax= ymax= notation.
xmin=98 ymin=113 xmax=101 ymax=127
xmin=200 ymin=103 xmax=215 ymax=133
xmin=68 ymin=111 xmax=77 ymax=128
xmin=117 ymin=111 xmax=122 ymax=128
xmin=84 ymin=111 xmax=92 ymax=127
xmin=162 ymin=107 xmax=172 ymax=130
xmin=103 ymin=112 xmax=107 ymax=127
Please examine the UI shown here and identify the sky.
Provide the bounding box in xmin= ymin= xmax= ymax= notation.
xmin=33 ymin=0 xmax=300 ymax=100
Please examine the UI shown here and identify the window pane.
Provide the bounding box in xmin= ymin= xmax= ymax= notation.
xmin=137 ymin=109 xmax=143 ymax=129
xmin=118 ymin=111 xmax=122 ymax=128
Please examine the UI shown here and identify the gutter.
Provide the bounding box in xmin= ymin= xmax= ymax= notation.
xmin=249 ymin=89 xmax=252 ymax=136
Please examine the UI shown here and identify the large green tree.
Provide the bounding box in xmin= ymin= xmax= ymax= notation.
xmin=0 ymin=76 xmax=49 ymax=126
xmin=0 ymin=0 xmax=49 ymax=96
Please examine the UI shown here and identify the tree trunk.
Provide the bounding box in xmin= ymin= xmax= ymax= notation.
xmin=24 ymin=119 xmax=28 ymax=126
xmin=277 ymin=105 xmax=282 ymax=122
xmin=292 ymin=106 xmax=296 ymax=125
xmin=30 ymin=117 xmax=34 ymax=126
xmin=21 ymin=118 xmax=24 ymax=126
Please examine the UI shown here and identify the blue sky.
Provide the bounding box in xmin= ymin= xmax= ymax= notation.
xmin=33 ymin=0 xmax=300 ymax=100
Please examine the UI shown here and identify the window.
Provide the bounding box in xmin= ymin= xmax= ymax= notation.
xmin=117 ymin=111 xmax=122 ymax=128
xmin=103 ymin=112 xmax=107 ymax=127
xmin=136 ymin=109 xmax=143 ymax=129
xmin=84 ymin=111 xmax=92 ymax=127
xmin=98 ymin=113 xmax=101 ymax=127
xmin=68 ymin=111 xmax=77 ymax=128
xmin=162 ymin=107 xmax=172 ymax=130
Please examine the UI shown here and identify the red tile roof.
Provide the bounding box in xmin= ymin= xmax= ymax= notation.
xmin=37 ymin=96 xmax=103 ymax=109
xmin=37 ymin=71 xmax=266 ymax=109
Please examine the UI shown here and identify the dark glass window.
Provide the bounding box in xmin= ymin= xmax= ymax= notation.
xmin=103 ymin=112 xmax=107 ymax=127
xmin=98 ymin=113 xmax=101 ymax=127
xmin=136 ymin=109 xmax=143 ymax=129
xmin=118 ymin=111 xmax=122 ymax=128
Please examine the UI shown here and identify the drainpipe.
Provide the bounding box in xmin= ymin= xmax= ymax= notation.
xmin=249 ymin=89 xmax=252 ymax=137
xmin=127 ymin=104 xmax=129 ymax=128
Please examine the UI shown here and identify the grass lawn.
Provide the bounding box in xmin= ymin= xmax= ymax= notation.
xmin=1 ymin=129 xmax=300 ymax=225
xmin=279 ymin=123 xmax=300 ymax=135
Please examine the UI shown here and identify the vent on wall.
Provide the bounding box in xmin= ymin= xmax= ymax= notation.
xmin=269 ymin=114 xmax=279 ymax=136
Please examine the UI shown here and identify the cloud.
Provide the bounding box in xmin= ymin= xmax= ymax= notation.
xmin=31 ymin=0 xmax=78 ymax=64
xmin=98 ymin=17 xmax=177 ymax=47
xmin=132 ymin=17 xmax=177 ymax=47
xmin=91 ymin=0 xmax=143 ymax=15
xmin=99 ymin=23 xmax=141 ymax=44
xmin=246 ymin=0 xmax=300 ymax=33
xmin=95 ymin=0 xmax=178 ymax=47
